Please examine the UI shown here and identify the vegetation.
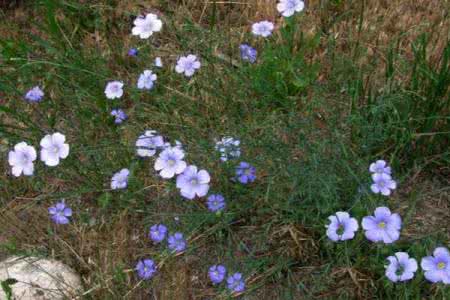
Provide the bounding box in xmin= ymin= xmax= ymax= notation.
xmin=0 ymin=0 xmax=449 ymax=299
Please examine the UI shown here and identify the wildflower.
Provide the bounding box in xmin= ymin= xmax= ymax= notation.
xmin=24 ymin=86 xmax=44 ymax=102
xmin=155 ymin=57 xmax=163 ymax=68
xmin=111 ymin=168 xmax=130 ymax=190
xmin=215 ymin=137 xmax=241 ymax=162
xmin=325 ymin=212 xmax=359 ymax=242
xmin=48 ymin=200 xmax=72 ymax=225
xmin=104 ymin=81 xmax=124 ymax=99
xmin=176 ymin=165 xmax=210 ymax=200
xmin=168 ymin=232 xmax=186 ymax=252
xmin=135 ymin=131 xmax=165 ymax=157
xmin=385 ymin=252 xmax=418 ymax=282
xmin=175 ymin=55 xmax=201 ymax=77
xmin=209 ymin=265 xmax=227 ymax=284
xmin=227 ymin=273 xmax=245 ymax=293
xmin=149 ymin=224 xmax=168 ymax=243
xmin=239 ymin=44 xmax=257 ymax=63
xmin=371 ymin=173 xmax=397 ymax=196
xmin=154 ymin=146 xmax=187 ymax=179
xmin=111 ymin=109 xmax=128 ymax=124
xmin=131 ymin=13 xmax=162 ymax=39
xmin=128 ymin=48 xmax=138 ymax=57
xmin=277 ymin=0 xmax=305 ymax=17
xmin=8 ymin=142 xmax=36 ymax=177
xmin=369 ymin=160 xmax=392 ymax=177
xmin=362 ymin=207 xmax=401 ymax=244
xmin=137 ymin=70 xmax=157 ymax=90
xmin=206 ymin=194 xmax=226 ymax=212
xmin=251 ymin=21 xmax=274 ymax=37
xmin=40 ymin=133 xmax=70 ymax=167
xmin=421 ymin=247 xmax=450 ymax=284
xmin=235 ymin=162 xmax=256 ymax=184
xmin=136 ymin=259 xmax=157 ymax=280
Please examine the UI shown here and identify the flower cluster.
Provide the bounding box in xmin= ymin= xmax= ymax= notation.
xmin=370 ymin=160 xmax=397 ymax=196
xmin=16 ymin=3 xmax=304 ymax=293
xmin=134 ymin=225 xmax=187 ymax=280
xmin=384 ymin=248 xmax=450 ymax=284
xmin=215 ymin=136 xmax=241 ymax=162
xmin=8 ymin=132 xmax=70 ymax=177
xmin=148 ymin=223 xmax=187 ymax=253
xmin=326 ymin=209 xmax=450 ymax=284
xmin=326 ymin=207 xmax=402 ymax=244
xmin=208 ymin=265 xmax=245 ymax=293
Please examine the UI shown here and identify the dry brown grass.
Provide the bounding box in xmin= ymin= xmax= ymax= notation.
xmin=399 ymin=178 xmax=450 ymax=241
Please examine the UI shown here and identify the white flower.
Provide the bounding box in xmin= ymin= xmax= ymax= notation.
xmin=135 ymin=130 xmax=165 ymax=157
xmin=251 ymin=21 xmax=274 ymax=37
xmin=154 ymin=57 xmax=163 ymax=68
xmin=175 ymin=55 xmax=201 ymax=77
xmin=104 ymin=81 xmax=124 ymax=99
xmin=8 ymin=142 xmax=37 ymax=177
xmin=176 ymin=165 xmax=210 ymax=200
xmin=154 ymin=147 xmax=187 ymax=179
xmin=277 ymin=0 xmax=304 ymax=17
xmin=215 ymin=137 xmax=241 ymax=162
xmin=40 ymin=133 xmax=70 ymax=167
xmin=137 ymin=70 xmax=157 ymax=90
xmin=131 ymin=13 xmax=162 ymax=39
xmin=111 ymin=168 xmax=130 ymax=190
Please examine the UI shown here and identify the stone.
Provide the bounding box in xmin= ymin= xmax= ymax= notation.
xmin=0 ymin=256 xmax=82 ymax=299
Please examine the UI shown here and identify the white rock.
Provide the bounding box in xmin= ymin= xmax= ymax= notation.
xmin=0 ymin=256 xmax=82 ymax=299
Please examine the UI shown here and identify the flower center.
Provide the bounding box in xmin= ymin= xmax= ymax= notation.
xmin=244 ymin=169 xmax=251 ymax=175
xmin=395 ymin=264 xmax=405 ymax=276
xmin=51 ymin=145 xmax=59 ymax=153
xmin=21 ymin=153 xmax=29 ymax=163
xmin=167 ymin=159 xmax=176 ymax=166
xmin=378 ymin=222 xmax=386 ymax=229
xmin=144 ymin=22 xmax=153 ymax=32
xmin=337 ymin=223 xmax=345 ymax=235
xmin=378 ymin=181 xmax=386 ymax=188
xmin=437 ymin=262 xmax=446 ymax=270
xmin=184 ymin=61 xmax=193 ymax=70
xmin=190 ymin=178 xmax=198 ymax=185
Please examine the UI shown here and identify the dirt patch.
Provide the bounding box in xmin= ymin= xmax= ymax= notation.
xmin=399 ymin=178 xmax=450 ymax=241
